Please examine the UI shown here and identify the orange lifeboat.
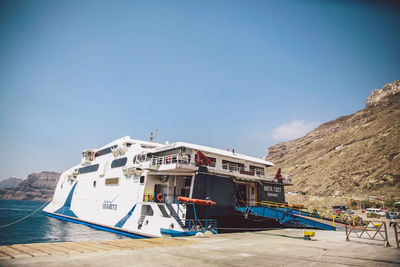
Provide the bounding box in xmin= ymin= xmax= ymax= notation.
xmin=177 ymin=196 xmax=216 ymax=206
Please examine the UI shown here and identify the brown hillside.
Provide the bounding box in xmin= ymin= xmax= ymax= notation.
xmin=266 ymin=80 xmax=400 ymax=202
xmin=0 ymin=171 xmax=60 ymax=202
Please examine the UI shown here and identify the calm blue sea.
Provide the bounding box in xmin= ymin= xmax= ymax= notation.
xmin=0 ymin=199 xmax=131 ymax=245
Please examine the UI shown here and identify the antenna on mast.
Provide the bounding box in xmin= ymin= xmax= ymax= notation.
xmin=149 ymin=129 xmax=159 ymax=142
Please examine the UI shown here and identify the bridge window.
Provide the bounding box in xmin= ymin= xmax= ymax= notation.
xmin=206 ymin=156 xmax=216 ymax=167
xmin=250 ymin=165 xmax=265 ymax=176
xmin=111 ymin=157 xmax=127 ymax=168
xmin=79 ymin=164 xmax=99 ymax=174
xmin=95 ymin=145 xmax=117 ymax=157
xmin=222 ymin=160 xmax=244 ymax=171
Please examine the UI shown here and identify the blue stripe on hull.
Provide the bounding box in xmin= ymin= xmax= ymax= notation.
xmin=114 ymin=204 xmax=136 ymax=228
xmin=54 ymin=182 xmax=78 ymax=218
xmin=43 ymin=211 xmax=147 ymax=239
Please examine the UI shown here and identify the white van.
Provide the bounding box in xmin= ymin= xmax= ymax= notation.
xmin=366 ymin=208 xmax=386 ymax=217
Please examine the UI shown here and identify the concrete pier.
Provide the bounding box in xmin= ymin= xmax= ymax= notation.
xmin=1 ymin=229 xmax=399 ymax=266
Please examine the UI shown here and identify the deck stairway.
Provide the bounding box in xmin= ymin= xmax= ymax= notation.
xmin=165 ymin=202 xmax=185 ymax=228
xmin=235 ymin=206 xmax=336 ymax=231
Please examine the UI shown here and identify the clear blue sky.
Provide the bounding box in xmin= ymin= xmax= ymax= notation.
xmin=1 ymin=0 xmax=399 ymax=180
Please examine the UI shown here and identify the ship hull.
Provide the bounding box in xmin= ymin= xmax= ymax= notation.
xmin=43 ymin=136 xmax=290 ymax=238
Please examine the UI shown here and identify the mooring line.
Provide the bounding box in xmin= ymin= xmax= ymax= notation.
xmin=0 ymin=199 xmax=51 ymax=229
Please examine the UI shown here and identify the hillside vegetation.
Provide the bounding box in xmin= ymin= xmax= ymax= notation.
xmin=266 ymin=80 xmax=400 ymax=206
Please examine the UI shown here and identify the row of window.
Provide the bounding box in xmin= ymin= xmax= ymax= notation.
xmin=78 ymin=157 xmax=128 ymax=175
xmin=79 ymin=154 xmax=264 ymax=175
xmin=203 ymin=157 xmax=263 ymax=172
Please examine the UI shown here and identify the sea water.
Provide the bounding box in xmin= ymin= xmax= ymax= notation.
xmin=0 ymin=199 xmax=131 ymax=245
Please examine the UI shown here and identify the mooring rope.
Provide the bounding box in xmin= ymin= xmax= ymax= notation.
xmin=0 ymin=199 xmax=51 ymax=229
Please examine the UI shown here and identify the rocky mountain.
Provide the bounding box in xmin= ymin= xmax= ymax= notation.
xmin=0 ymin=177 xmax=22 ymax=189
xmin=266 ymin=79 xmax=400 ymax=203
xmin=0 ymin=171 xmax=60 ymax=202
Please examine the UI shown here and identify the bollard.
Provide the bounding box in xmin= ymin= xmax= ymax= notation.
xmin=304 ymin=231 xmax=315 ymax=240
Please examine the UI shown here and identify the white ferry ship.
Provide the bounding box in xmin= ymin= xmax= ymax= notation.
xmin=43 ymin=136 xmax=292 ymax=238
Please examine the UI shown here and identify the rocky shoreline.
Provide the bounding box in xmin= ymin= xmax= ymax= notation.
xmin=0 ymin=171 xmax=60 ymax=202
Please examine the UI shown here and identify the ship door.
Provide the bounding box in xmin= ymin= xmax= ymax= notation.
xmin=236 ymin=184 xmax=248 ymax=206
xmin=249 ymin=183 xmax=256 ymax=206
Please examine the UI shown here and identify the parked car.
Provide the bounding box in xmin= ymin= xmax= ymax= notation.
xmin=332 ymin=205 xmax=353 ymax=214
xmin=366 ymin=208 xmax=386 ymax=218
xmin=343 ymin=209 xmax=354 ymax=215
xmin=386 ymin=212 xmax=396 ymax=219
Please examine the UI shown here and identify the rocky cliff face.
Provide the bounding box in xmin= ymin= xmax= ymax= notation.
xmin=266 ymin=79 xmax=400 ymax=201
xmin=0 ymin=177 xmax=22 ymax=189
xmin=0 ymin=171 xmax=60 ymax=202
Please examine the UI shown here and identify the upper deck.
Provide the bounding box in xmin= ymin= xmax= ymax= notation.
xmin=132 ymin=141 xmax=293 ymax=185
xmin=74 ymin=136 xmax=293 ymax=185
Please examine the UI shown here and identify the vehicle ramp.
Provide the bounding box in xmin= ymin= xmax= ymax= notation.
xmin=236 ymin=206 xmax=336 ymax=231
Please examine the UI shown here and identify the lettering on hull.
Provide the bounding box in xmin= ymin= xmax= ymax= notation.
xmin=103 ymin=200 xmax=118 ymax=210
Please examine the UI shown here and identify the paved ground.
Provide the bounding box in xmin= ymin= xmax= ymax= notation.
xmin=1 ymin=228 xmax=399 ymax=266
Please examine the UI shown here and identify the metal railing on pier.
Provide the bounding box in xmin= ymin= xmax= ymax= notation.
xmin=345 ymin=221 xmax=391 ymax=247
xmin=393 ymin=222 xmax=399 ymax=248
xmin=237 ymin=200 xmax=363 ymax=227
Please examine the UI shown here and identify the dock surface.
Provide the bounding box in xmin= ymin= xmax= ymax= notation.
xmin=1 ymin=229 xmax=399 ymax=266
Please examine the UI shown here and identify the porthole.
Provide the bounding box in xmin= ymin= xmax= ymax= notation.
xmin=93 ymin=180 xmax=96 ymax=188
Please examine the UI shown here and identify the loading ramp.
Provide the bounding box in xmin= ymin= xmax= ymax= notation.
xmin=236 ymin=206 xmax=336 ymax=231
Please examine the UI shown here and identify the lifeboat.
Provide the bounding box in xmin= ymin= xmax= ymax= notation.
xmin=177 ymin=196 xmax=216 ymax=206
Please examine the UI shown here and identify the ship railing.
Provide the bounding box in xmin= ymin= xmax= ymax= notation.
xmin=137 ymin=154 xmax=292 ymax=183
xmin=222 ymin=163 xmax=245 ymax=173
xmin=136 ymin=153 xmax=192 ymax=166
xmin=219 ymin=164 xmax=293 ymax=183
xmin=222 ymin=163 xmax=273 ymax=179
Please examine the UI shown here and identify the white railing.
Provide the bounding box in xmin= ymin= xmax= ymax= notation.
xmin=221 ymin=163 xmax=292 ymax=183
xmin=222 ymin=163 xmax=244 ymax=172
xmin=222 ymin=163 xmax=265 ymax=176
xmin=253 ymin=169 xmax=265 ymax=177
xmin=136 ymin=153 xmax=292 ymax=183
xmin=136 ymin=153 xmax=192 ymax=166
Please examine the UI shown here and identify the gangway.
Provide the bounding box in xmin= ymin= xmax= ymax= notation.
xmin=236 ymin=205 xmax=336 ymax=231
